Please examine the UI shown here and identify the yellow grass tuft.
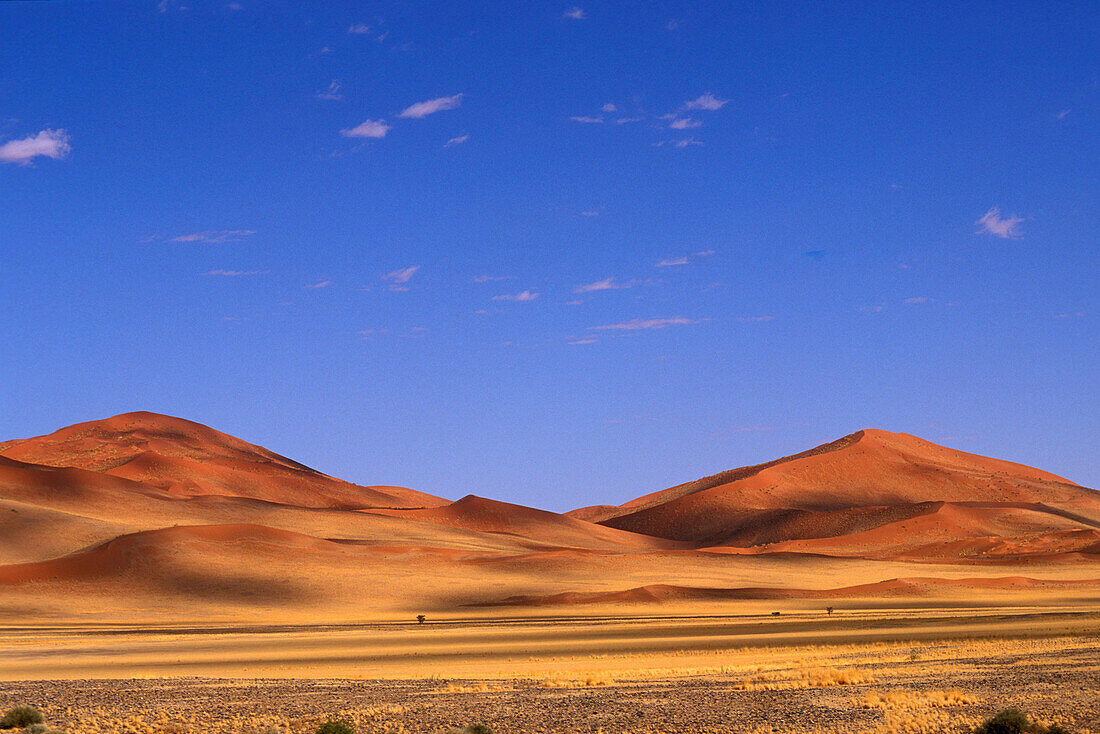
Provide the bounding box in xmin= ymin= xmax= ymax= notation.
xmin=736 ymin=667 xmax=873 ymax=690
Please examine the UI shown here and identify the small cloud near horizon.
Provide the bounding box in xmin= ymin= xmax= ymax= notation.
xmin=473 ymin=274 xmax=512 ymax=283
xmin=589 ymin=317 xmax=703 ymax=331
xmin=341 ymin=119 xmax=390 ymax=139
xmin=601 ymin=103 xmax=617 ymax=113
xmin=399 ymin=94 xmax=463 ymax=119
xmin=563 ymin=7 xmax=585 ymax=19
xmin=384 ymin=266 xmax=420 ymax=291
xmin=492 ymin=290 xmax=539 ymax=302
xmin=737 ymin=316 xmax=775 ymax=322
xmin=205 ymin=269 xmax=269 ymax=276
xmin=904 ymin=296 xmax=931 ymax=304
xmin=669 ymin=117 xmax=702 ymax=130
xmin=684 ymin=93 xmax=728 ymax=111
xmin=0 ymin=129 xmax=71 ymax=165
xmin=305 ymin=279 xmax=332 ymax=289
xmin=444 ymin=134 xmax=469 ymax=147
xmin=172 ymin=230 xmax=256 ymax=243
xmin=574 ymin=277 xmax=633 ymax=294
xmin=656 ymin=250 xmax=713 ymax=267
xmin=570 ymin=115 xmax=603 ymax=123
xmin=975 ymin=207 xmax=1024 ymax=239
xmin=316 ymin=81 xmax=342 ymax=101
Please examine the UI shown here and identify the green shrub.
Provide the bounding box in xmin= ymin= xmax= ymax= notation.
xmin=316 ymin=720 xmax=355 ymax=734
xmin=973 ymin=708 xmax=1075 ymax=734
xmin=0 ymin=707 xmax=44 ymax=730
xmin=23 ymin=726 xmax=48 ymax=734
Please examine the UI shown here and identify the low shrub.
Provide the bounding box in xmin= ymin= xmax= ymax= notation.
xmin=973 ymin=708 xmax=1075 ymax=734
xmin=0 ymin=707 xmax=43 ymax=730
xmin=316 ymin=720 xmax=355 ymax=734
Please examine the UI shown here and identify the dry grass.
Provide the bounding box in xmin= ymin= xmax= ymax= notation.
xmin=735 ymin=667 xmax=874 ymax=690
xmin=537 ymin=672 xmax=616 ymax=688
xmin=857 ymin=689 xmax=980 ymax=710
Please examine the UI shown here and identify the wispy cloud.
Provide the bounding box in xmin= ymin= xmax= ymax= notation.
xmin=444 ymin=134 xmax=469 ymax=147
xmin=347 ymin=23 xmax=372 ymax=34
xmin=305 ymin=279 xmax=332 ymax=289
xmin=904 ymin=296 xmax=930 ymax=304
xmin=473 ymin=274 xmax=512 ymax=283
xmin=736 ymin=316 xmax=775 ymax=322
xmin=383 ymin=266 xmax=420 ymax=291
xmin=675 ymin=137 xmax=702 ymax=148
xmin=656 ymin=250 xmax=713 ymax=267
xmin=341 ymin=119 xmax=390 ymax=139
xmin=1057 ymin=109 xmax=1071 ymax=120
xmin=568 ymin=337 xmax=598 ymax=345
xmin=316 ymin=81 xmax=342 ymax=101
xmin=0 ymin=129 xmax=71 ymax=165
xmin=975 ymin=207 xmax=1024 ymax=239
xmin=601 ymin=103 xmax=617 ymax=113
xmin=580 ymin=210 xmax=600 ymax=217
xmin=204 ymin=269 xmax=269 ymax=276
xmin=615 ymin=117 xmax=643 ymax=124
xmin=669 ymin=117 xmax=702 ymax=129
xmin=570 ymin=115 xmax=603 ymax=123
xmin=172 ymin=230 xmax=256 ymax=243
xmin=563 ymin=7 xmax=585 ymax=19
xmin=574 ymin=277 xmax=633 ymax=294
xmin=399 ymin=94 xmax=463 ymax=119
xmin=1054 ymin=311 xmax=1083 ymax=318
xmin=684 ymin=93 xmax=728 ymax=111
xmin=358 ymin=328 xmax=389 ymax=337
xmin=492 ymin=290 xmax=540 ymax=302
xmin=589 ymin=317 xmax=703 ymax=331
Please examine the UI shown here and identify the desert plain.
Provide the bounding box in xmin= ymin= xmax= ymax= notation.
xmin=0 ymin=412 xmax=1097 ymax=733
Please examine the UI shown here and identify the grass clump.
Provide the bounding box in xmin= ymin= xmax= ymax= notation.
xmin=0 ymin=708 xmax=43 ymax=730
xmin=316 ymin=720 xmax=355 ymax=734
xmin=973 ymin=708 xmax=1075 ymax=734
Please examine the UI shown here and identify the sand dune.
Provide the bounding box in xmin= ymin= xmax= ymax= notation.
xmin=0 ymin=412 xmax=1097 ymax=621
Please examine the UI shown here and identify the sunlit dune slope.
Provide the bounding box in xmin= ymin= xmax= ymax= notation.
xmin=0 ymin=412 xmax=445 ymax=510
xmin=593 ymin=429 xmax=1099 ymax=545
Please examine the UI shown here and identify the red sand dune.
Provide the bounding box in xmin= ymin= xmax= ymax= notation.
xmin=1 ymin=413 xmax=1098 ymax=617
xmin=593 ymin=430 xmax=1099 ymax=546
xmin=0 ymin=412 xmax=446 ymax=510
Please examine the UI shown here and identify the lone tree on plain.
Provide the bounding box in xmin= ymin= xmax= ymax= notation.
xmin=417 ymin=614 xmax=426 ymax=624
xmin=826 ymin=606 xmax=834 ymax=615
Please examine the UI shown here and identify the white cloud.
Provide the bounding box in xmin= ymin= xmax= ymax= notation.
xmin=316 ymin=81 xmax=342 ymax=101
xmin=171 ymin=230 xmax=256 ymax=243
xmin=399 ymin=94 xmax=463 ymax=119
xmin=684 ymin=93 xmax=728 ymax=111
xmin=975 ymin=207 xmax=1024 ymax=239
xmin=563 ymin=7 xmax=585 ymax=19
xmin=204 ymin=269 xmax=268 ymax=276
xmin=580 ymin=210 xmax=599 ymax=217
xmin=615 ymin=117 xmax=643 ymax=124
xmin=1057 ymin=109 xmax=1071 ymax=119
xmin=358 ymin=328 xmax=389 ymax=337
xmin=492 ymin=290 xmax=539 ymax=302
xmin=675 ymin=138 xmax=702 ymax=148
xmin=656 ymin=256 xmax=689 ymax=267
xmin=601 ymin=103 xmax=617 ymax=113
xmin=904 ymin=296 xmax=930 ymax=304
xmin=341 ymin=119 xmax=390 ymax=138
xmin=444 ymin=134 xmax=469 ymax=147
xmin=570 ymin=115 xmax=603 ymax=123
xmin=574 ymin=277 xmax=633 ymax=294
xmin=669 ymin=117 xmax=701 ymax=129
xmin=385 ymin=266 xmax=420 ymax=284
xmin=305 ymin=279 xmax=332 ymax=289
xmin=473 ymin=274 xmax=512 ymax=283
xmin=227 ymin=2 xmax=242 ymax=10
xmin=568 ymin=338 xmax=598 ymax=345
xmin=589 ymin=317 xmax=702 ymax=331
xmin=0 ymin=129 xmax=71 ymax=165
xmin=348 ymin=23 xmax=372 ymax=34
xmin=736 ymin=316 xmax=775 ymax=322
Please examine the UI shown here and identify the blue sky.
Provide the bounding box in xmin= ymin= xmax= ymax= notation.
xmin=2 ymin=1 xmax=1097 ymax=509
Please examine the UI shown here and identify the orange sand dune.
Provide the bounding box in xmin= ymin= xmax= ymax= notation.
xmin=1 ymin=413 xmax=1098 ymax=620
xmin=0 ymin=412 xmax=446 ymax=510
xmin=477 ymin=575 xmax=1100 ymax=607
xmin=369 ymin=494 xmax=682 ymax=551
xmin=598 ymin=430 xmax=1099 ymax=543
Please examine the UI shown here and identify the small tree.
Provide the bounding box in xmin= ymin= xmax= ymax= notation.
xmin=417 ymin=614 xmax=426 ymax=624
xmin=826 ymin=606 xmax=834 ymax=615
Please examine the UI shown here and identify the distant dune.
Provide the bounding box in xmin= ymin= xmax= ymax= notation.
xmin=0 ymin=412 xmax=1097 ymax=621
